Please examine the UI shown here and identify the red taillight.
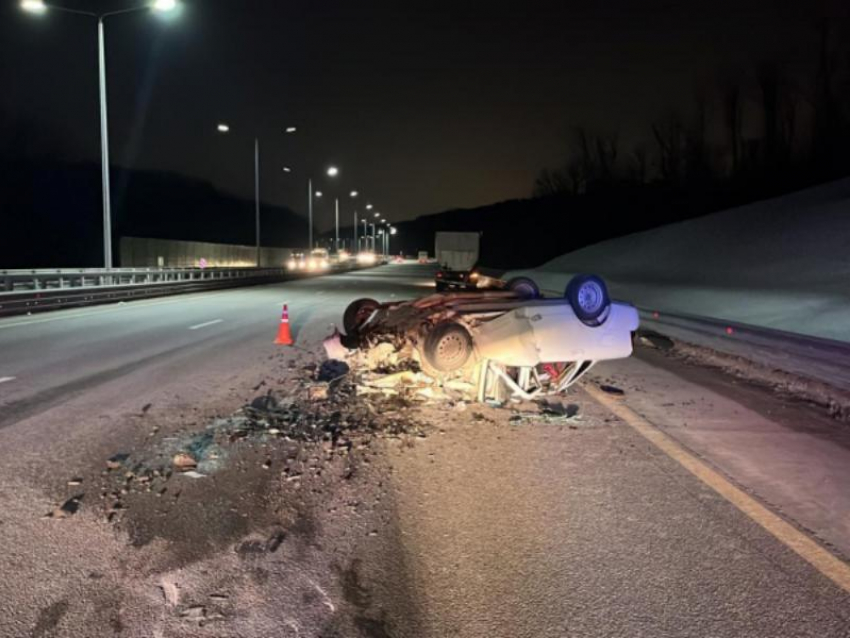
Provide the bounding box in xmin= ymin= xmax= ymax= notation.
xmin=436 ymin=272 xmax=443 ymax=278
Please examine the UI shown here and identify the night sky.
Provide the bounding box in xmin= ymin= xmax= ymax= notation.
xmin=1 ymin=0 xmax=845 ymax=231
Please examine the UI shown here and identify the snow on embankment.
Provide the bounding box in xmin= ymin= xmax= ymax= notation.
xmin=507 ymin=178 xmax=850 ymax=342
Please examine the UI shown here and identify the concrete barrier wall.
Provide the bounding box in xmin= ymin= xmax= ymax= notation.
xmin=120 ymin=237 xmax=304 ymax=268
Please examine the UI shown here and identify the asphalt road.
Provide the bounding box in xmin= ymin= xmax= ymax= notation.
xmin=1 ymin=262 xmax=848 ymax=637
xmin=0 ymin=265 xmax=425 ymax=430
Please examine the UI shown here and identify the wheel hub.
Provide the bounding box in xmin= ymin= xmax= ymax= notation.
xmin=436 ymin=333 xmax=466 ymax=367
xmin=577 ymin=282 xmax=603 ymax=313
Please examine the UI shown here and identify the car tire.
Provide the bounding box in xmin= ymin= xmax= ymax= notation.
xmin=423 ymin=322 xmax=474 ymax=372
xmin=343 ymin=298 xmax=380 ymax=335
xmin=565 ymin=274 xmax=611 ymax=326
xmin=435 ymin=281 xmax=447 ymax=292
xmin=506 ymin=276 xmax=540 ymax=299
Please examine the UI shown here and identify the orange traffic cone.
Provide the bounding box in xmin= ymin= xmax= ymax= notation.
xmin=274 ymin=304 xmax=294 ymax=345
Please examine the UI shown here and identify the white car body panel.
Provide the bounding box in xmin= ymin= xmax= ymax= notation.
xmin=473 ymin=301 xmax=639 ymax=367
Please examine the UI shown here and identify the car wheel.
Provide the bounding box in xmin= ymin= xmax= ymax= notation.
xmin=423 ymin=322 xmax=474 ymax=372
xmin=435 ymin=281 xmax=447 ymax=292
xmin=506 ymin=276 xmax=540 ymax=299
xmin=343 ymin=298 xmax=380 ymax=335
xmin=565 ymin=274 xmax=611 ymax=326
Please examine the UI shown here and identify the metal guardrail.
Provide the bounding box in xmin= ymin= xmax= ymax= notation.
xmin=0 ymin=266 xmax=285 ymax=293
xmin=0 ymin=263 xmax=374 ymax=318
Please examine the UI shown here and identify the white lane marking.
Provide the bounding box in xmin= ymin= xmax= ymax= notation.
xmin=188 ymin=319 xmax=224 ymax=331
xmin=0 ymin=376 xmax=16 ymax=384
xmin=0 ymin=290 xmax=240 ymax=331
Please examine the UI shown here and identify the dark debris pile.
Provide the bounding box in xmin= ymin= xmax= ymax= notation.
xmin=79 ymin=357 xmax=426 ymax=524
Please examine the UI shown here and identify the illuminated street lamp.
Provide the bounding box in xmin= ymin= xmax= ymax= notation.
xmin=217 ymin=123 xmax=298 ymax=265
xmin=21 ymin=0 xmax=180 ymax=268
xmin=20 ymin=0 xmax=46 ymax=14
xmin=386 ymin=225 xmax=398 ymax=255
xmin=327 ymin=166 xmax=339 ymax=177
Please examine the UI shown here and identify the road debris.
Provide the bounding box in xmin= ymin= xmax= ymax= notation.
xmin=93 ymin=352 xmax=424 ymax=532
xmin=46 ymin=494 xmax=83 ymax=519
xmin=508 ymin=400 xmax=582 ymax=424
xmin=317 ymin=358 xmax=350 ymax=382
xmin=159 ymin=578 xmax=180 ymax=607
xmin=538 ymin=400 xmax=580 ymax=419
xmin=307 ymin=384 xmax=330 ymax=401
xmin=172 ymin=453 xmax=198 ymax=472
xmin=181 ymin=606 xmax=206 ymax=621
xmin=266 ymin=530 xmax=286 ymax=553
xmin=599 ymin=384 xmax=625 ymax=396
xmin=106 ymin=453 xmax=129 ymax=470
xmin=637 ymin=330 xmax=675 ymax=351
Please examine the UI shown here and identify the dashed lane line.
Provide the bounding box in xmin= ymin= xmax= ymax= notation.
xmin=0 ymin=290 xmax=240 ymax=331
xmin=188 ymin=319 xmax=224 ymax=330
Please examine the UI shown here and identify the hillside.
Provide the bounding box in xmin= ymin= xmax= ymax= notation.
xmin=506 ymin=178 xmax=850 ymax=341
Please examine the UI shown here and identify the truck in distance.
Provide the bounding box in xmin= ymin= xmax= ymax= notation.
xmin=434 ymin=231 xmax=481 ymax=291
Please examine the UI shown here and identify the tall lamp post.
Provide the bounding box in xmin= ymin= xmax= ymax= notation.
xmin=370 ymin=222 xmax=377 ymax=252
xmin=324 ymin=166 xmax=340 ymax=252
xmin=312 ymin=187 xmax=323 ymax=249
xmin=356 ymin=201 xmax=377 ymax=252
xmin=217 ymin=123 xmax=297 ymax=266
xmin=21 ymin=0 xmax=181 ymax=269
xmin=388 ymin=225 xmax=397 ymax=257
xmin=287 ymin=168 xmax=335 ymax=249
xmin=348 ymin=190 xmax=359 ymax=254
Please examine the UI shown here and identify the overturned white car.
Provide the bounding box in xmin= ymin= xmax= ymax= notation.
xmin=340 ymin=274 xmax=639 ymax=403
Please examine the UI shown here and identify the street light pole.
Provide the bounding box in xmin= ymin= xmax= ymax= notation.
xmin=334 ymin=198 xmax=340 ymax=252
xmin=254 ymin=137 xmax=261 ymax=266
xmin=97 ymin=17 xmax=113 ymax=268
xmin=22 ymin=0 xmax=180 ymax=268
xmin=354 ymin=210 xmax=358 ymax=252
xmin=308 ymin=178 xmax=313 ymax=249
